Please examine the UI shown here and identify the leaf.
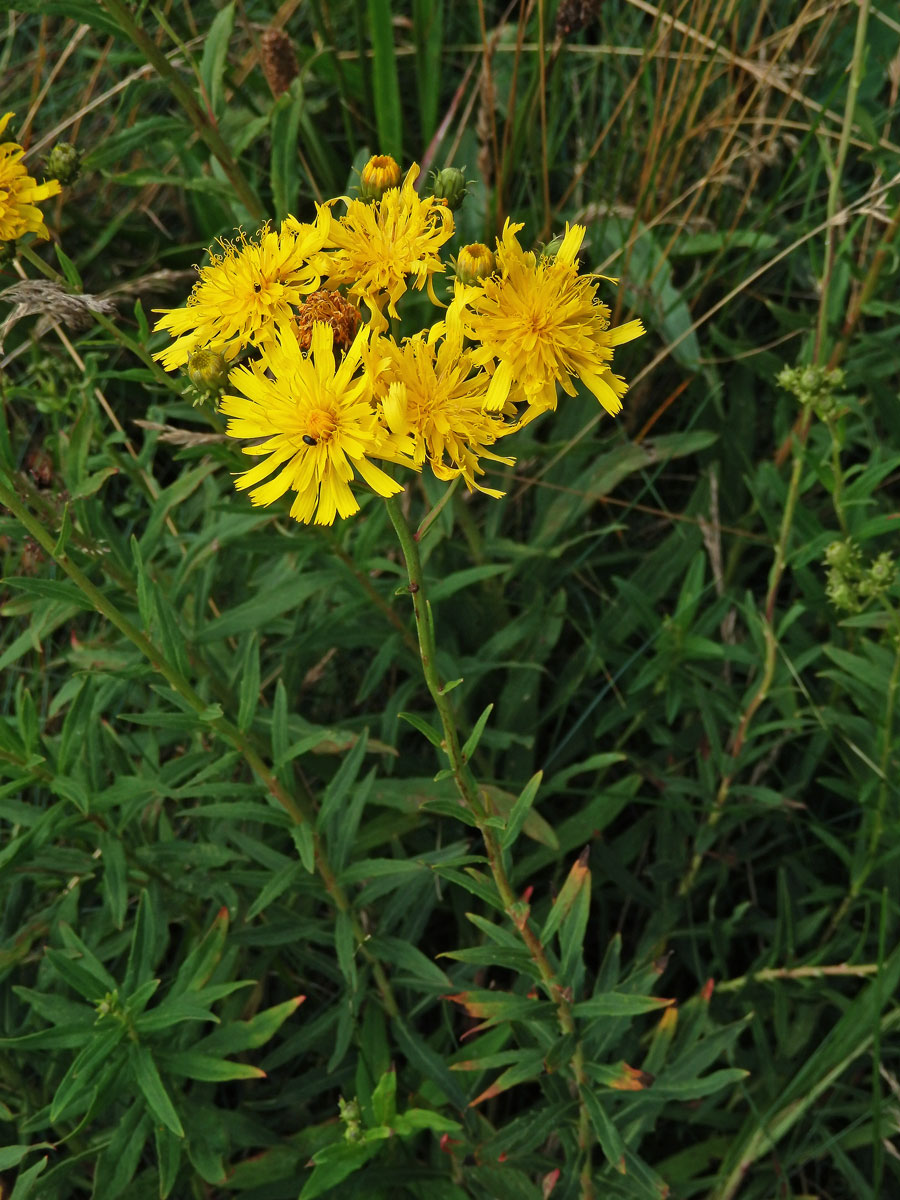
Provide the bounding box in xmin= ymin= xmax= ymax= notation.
xmin=270 ymin=85 xmax=304 ymax=220
xmin=500 ymin=771 xmax=543 ymax=850
xmin=367 ymin=0 xmax=402 ymax=159
xmin=574 ymin=994 xmax=674 ymax=1019
xmin=129 ymin=1043 xmax=184 ymax=1136
xmin=199 ymin=1 xmax=235 ymax=118
xmin=154 ymin=1050 xmax=265 ymax=1082
xmin=398 ymin=710 xmax=443 ymax=747
xmin=580 ymin=1090 xmax=626 ymax=1173
xmin=0 ymin=1145 xmax=54 ymax=1172
xmin=540 ymin=848 xmax=591 ymax=943
xmin=461 ymin=703 xmax=493 ymax=762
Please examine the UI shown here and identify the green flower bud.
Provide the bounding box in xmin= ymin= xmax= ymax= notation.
xmin=429 ymin=166 xmax=471 ymax=212
xmin=187 ymin=348 xmax=230 ymax=396
xmin=44 ymin=142 xmax=82 ymax=187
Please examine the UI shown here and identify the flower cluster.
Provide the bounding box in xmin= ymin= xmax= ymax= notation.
xmin=153 ymin=157 xmax=644 ymax=525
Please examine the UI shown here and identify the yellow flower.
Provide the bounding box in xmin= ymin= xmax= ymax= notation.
xmin=323 ymin=163 xmax=454 ymax=333
xmin=365 ymin=326 xmax=514 ymax=498
xmin=220 ymin=323 xmax=413 ymax=525
xmin=0 ymin=113 xmax=61 ymax=242
xmin=153 ymin=212 xmax=330 ymax=371
xmin=453 ymin=220 xmax=644 ymax=422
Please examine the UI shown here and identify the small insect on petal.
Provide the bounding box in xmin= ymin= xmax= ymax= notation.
xmin=303 ymin=434 xmax=318 ymax=446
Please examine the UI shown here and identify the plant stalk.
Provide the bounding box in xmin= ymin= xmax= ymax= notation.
xmin=384 ymin=492 xmax=596 ymax=1195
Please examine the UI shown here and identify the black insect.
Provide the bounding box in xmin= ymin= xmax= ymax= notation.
xmin=302 ymin=434 xmax=318 ymax=446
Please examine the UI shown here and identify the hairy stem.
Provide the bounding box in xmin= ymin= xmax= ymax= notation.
xmin=384 ymin=492 xmax=595 ymax=1196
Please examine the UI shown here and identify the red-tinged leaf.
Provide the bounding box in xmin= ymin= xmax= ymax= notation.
xmin=542 ymin=1168 xmax=561 ymax=1198
xmin=701 ymin=977 xmax=715 ymax=1002
xmin=610 ymin=1062 xmax=655 ymax=1091
xmin=468 ymin=1052 xmax=545 ymax=1107
xmin=541 ymin=848 xmax=590 ymax=943
xmin=588 ymin=1060 xmax=656 ymax=1090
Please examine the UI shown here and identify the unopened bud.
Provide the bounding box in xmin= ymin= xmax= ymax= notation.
xmin=359 ymin=154 xmax=401 ymax=202
xmin=455 ymin=243 xmax=495 ymax=284
xmin=44 ymin=142 xmax=82 ymax=187
xmin=430 ymin=166 xmax=471 ymax=212
xmin=187 ymin=348 xmax=230 ymax=395
xmin=542 ymin=233 xmax=565 ymax=258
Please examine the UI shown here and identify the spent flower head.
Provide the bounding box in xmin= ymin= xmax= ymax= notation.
xmin=0 ymin=112 xmax=62 ymax=242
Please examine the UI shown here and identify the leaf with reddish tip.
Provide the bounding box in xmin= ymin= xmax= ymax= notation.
xmin=467 ymin=1050 xmax=545 ymax=1107
xmin=587 ymin=1060 xmax=655 ymax=1090
xmin=540 ymin=848 xmax=590 ymax=943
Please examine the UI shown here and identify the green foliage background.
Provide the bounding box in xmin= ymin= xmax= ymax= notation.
xmin=2 ymin=1 xmax=900 ymax=1197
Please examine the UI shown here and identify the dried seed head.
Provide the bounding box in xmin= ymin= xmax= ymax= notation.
xmin=261 ymin=27 xmax=299 ymax=98
xmin=294 ymin=289 xmax=361 ymax=352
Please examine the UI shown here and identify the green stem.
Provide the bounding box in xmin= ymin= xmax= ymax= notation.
xmin=814 ymin=0 xmax=871 ymax=362
xmin=680 ymin=442 xmax=805 ymax=895
xmin=384 ymin=492 xmax=595 ymax=1196
xmin=828 ymin=418 xmax=849 ymax=535
xmin=0 ymin=472 xmax=397 ymax=1018
xmin=99 ymin=0 xmax=264 ymax=223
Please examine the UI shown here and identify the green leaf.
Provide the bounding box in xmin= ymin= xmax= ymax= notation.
xmin=574 ymin=994 xmax=674 ymax=1019
xmin=99 ymin=832 xmax=128 ymax=930
xmin=500 ymin=771 xmax=543 ymax=850
xmin=317 ymin=728 xmax=368 ymax=834
xmin=129 ymin=1043 xmax=184 ymax=1136
xmin=291 ymin=822 xmax=316 ymax=873
xmin=367 ymin=0 xmax=402 ymax=159
xmin=580 ymin=1089 xmax=626 ymax=1173
xmin=199 ymin=1 xmax=235 ymax=118
xmin=154 ymin=1050 xmax=265 ymax=1082
xmin=270 ymin=85 xmax=304 ymax=220
xmin=461 ymin=703 xmax=493 ymax=762
xmin=398 ymin=710 xmax=443 ymax=747
xmin=0 ymin=1145 xmax=54 ymax=1172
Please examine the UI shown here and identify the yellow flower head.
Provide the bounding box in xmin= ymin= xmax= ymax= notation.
xmin=0 ymin=113 xmax=61 ymax=243
xmin=365 ymin=326 xmax=514 ymax=498
xmin=454 ymin=220 xmax=644 ymax=422
xmin=220 ymin=323 xmax=414 ymax=525
xmin=153 ymin=211 xmax=330 ymax=371
xmin=322 ymin=163 xmax=454 ymax=333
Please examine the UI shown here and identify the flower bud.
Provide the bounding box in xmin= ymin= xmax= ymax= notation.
xmin=455 ymin=242 xmax=495 ymax=284
xmin=542 ymin=233 xmax=566 ymax=258
xmin=187 ymin=348 xmax=230 ymax=395
xmin=429 ymin=166 xmax=470 ymax=211
xmin=359 ymin=154 xmax=402 ymax=202
xmin=44 ymin=142 xmax=82 ymax=187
